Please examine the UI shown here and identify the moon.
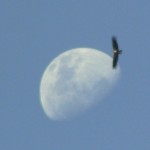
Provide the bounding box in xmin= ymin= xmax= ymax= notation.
xmin=40 ymin=48 xmax=120 ymax=120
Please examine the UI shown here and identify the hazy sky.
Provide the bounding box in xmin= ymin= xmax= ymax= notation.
xmin=1 ymin=0 xmax=150 ymax=149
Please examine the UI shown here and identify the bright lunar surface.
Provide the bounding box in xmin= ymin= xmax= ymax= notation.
xmin=40 ymin=48 xmax=120 ymax=120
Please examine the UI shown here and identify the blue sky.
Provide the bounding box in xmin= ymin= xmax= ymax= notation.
xmin=1 ymin=0 xmax=150 ymax=149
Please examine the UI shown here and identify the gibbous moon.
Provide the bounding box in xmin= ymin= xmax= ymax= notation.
xmin=40 ymin=48 xmax=120 ymax=120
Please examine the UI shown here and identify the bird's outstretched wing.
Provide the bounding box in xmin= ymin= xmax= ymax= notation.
xmin=113 ymin=53 xmax=119 ymax=68
xmin=112 ymin=36 xmax=119 ymax=51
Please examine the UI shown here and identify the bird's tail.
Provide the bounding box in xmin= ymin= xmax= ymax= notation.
xmin=119 ymin=50 xmax=122 ymax=54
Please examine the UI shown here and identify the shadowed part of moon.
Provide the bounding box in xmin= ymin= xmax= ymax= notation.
xmin=40 ymin=48 xmax=120 ymax=120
